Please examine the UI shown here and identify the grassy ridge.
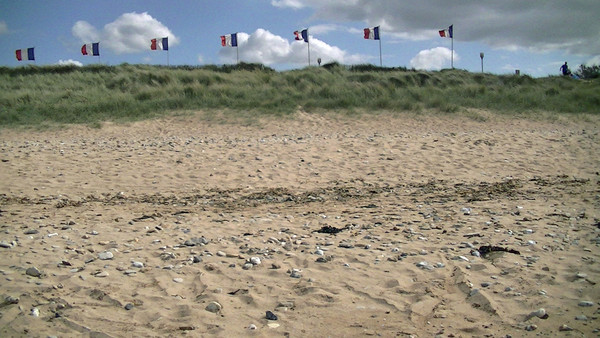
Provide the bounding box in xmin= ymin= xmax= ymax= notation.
xmin=1 ymin=63 xmax=599 ymax=127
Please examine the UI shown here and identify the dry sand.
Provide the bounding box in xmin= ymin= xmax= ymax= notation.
xmin=0 ymin=111 xmax=599 ymax=337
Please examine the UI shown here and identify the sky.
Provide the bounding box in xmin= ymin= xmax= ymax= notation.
xmin=1 ymin=0 xmax=599 ymax=77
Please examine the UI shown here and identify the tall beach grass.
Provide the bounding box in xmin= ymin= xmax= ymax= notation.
xmin=0 ymin=62 xmax=598 ymax=128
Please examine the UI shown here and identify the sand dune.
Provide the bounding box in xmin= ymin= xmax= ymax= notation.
xmin=1 ymin=112 xmax=599 ymax=337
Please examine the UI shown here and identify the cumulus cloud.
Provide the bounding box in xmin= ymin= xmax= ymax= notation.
xmin=272 ymin=0 xmax=600 ymax=56
xmin=72 ymin=12 xmax=179 ymax=54
xmin=410 ymin=47 xmax=456 ymax=70
xmin=0 ymin=21 xmax=8 ymax=35
xmin=57 ymin=59 xmax=83 ymax=67
xmin=219 ymin=28 xmax=367 ymax=65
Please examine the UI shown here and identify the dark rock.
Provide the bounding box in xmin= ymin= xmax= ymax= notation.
xmin=266 ymin=310 xmax=278 ymax=320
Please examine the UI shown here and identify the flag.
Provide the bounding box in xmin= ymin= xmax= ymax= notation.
xmin=15 ymin=48 xmax=35 ymax=61
xmin=220 ymin=33 xmax=238 ymax=47
xmin=364 ymin=26 xmax=380 ymax=40
xmin=151 ymin=37 xmax=169 ymax=50
xmin=439 ymin=25 xmax=453 ymax=38
xmin=81 ymin=42 xmax=100 ymax=56
xmin=294 ymin=29 xmax=308 ymax=43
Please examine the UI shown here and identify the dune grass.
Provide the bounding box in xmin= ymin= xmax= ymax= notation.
xmin=0 ymin=62 xmax=598 ymax=128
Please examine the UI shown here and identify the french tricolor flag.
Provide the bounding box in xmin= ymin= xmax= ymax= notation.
xmin=221 ymin=33 xmax=238 ymax=47
xmin=294 ymin=29 xmax=308 ymax=43
xmin=364 ymin=26 xmax=380 ymax=40
xmin=16 ymin=48 xmax=35 ymax=61
xmin=151 ymin=37 xmax=169 ymax=51
xmin=439 ymin=25 xmax=453 ymax=38
xmin=81 ymin=42 xmax=100 ymax=56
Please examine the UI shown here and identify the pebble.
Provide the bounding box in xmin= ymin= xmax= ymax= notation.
xmin=250 ymin=257 xmax=261 ymax=265
xmin=192 ymin=256 xmax=203 ymax=263
xmin=30 ymin=307 xmax=40 ymax=317
xmin=94 ymin=271 xmax=109 ymax=278
xmin=173 ymin=278 xmax=183 ymax=283
xmin=575 ymin=315 xmax=588 ymax=321
xmin=528 ymin=308 xmax=546 ymax=319
xmin=525 ymin=324 xmax=537 ymax=331
xmin=416 ymin=261 xmax=434 ymax=270
xmin=248 ymin=324 xmax=257 ymax=330
xmin=559 ymin=324 xmax=573 ymax=331
xmin=26 ymin=267 xmax=42 ymax=278
xmin=266 ymin=310 xmax=278 ymax=320
xmin=461 ymin=207 xmax=472 ymax=215
xmin=98 ymin=251 xmax=114 ymax=260
xmin=205 ymin=301 xmax=222 ymax=313
xmin=24 ymin=229 xmax=39 ymax=235
xmin=243 ymin=263 xmax=253 ymax=270
xmin=124 ymin=303 xmax=134 ymax=310
xmin=216 ymin=251 xmax=226 ymax=257
xmin=290 ymin=269 xmax=302 ymax=278
xmin=578 ymin=300 xmax=594 ymax=307
xmin=576 ymin=272 xmax=588 ymax=279
xmin=132 ymin=261 xmax=144 ymax=268
xmin=0 ymin=241 xmax=12 ymax=248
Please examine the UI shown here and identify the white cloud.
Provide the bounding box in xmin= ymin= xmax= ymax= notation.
xmin=272 ymin=0 xmax=600 ymax=56
xmin=57 ymin=59 xmax=83 ymax=67
xmin=218 ymin=28 xmax=367 ymax=65
xmin=0 ymin=21 xmax=8 ymax=35
xmin=72 ymin=12 xmax=179 ymax=54
xmin=410 ymin=47 xmax=456 ymax=70
xmin=197 ymin=54 xmax=205 ymax=64
xmin=271 ymin=0 xmax=307 ymax=9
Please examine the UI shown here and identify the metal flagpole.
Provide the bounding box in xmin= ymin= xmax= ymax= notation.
xmin=379 ymin=35 xmax=382 ymax=67
xmin=236 ymin=45 xmax=239 ymax=64
xmin=451 ymin=27 xmax=454 ymax=69
xmin=307 ymin=29 xmax=311 ymax=66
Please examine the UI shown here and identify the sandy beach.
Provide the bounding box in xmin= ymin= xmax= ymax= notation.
xmin=1 ymin=111 xmax=599 ymax=337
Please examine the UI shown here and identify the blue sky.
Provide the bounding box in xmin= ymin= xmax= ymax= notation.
xmin=1 ymin=1 xmax=598 ymax=77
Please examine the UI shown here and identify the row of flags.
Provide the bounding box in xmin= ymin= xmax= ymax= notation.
xmin=16 ymin=25 xmax=454 ymax=65
xmin=15 ymin=37 xmax=169 ymax=62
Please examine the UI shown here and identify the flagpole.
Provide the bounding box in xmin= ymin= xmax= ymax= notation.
xmin=379 ymin=35 xmax=382 ymax=67
xmin=307 ymin=29 xmax=311 ymax=66
xmin=451 ymin=36 xmax=454 ymax=69
xmin=236 ymin=45 xmax=239 ymax=64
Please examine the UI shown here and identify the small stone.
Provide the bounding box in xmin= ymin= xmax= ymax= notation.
xmin=4 ymin=296 xmax=19 ymax=305
xmin=559 ymin=324 xmax=573 ymax=331
xmin=481 ymin=282 xmax=492 ymax=288
xmin=339 ymin=242 xmax=354 ymax=249
xmin=26 ymin=267 xmax=42 ymax=278
xmin=30 ymin=307 xmax=40 ymax=317
xmin=132 ymin=261 xmax=144 ymax=268
xmin=267 ymin=323 xmax=280 ymax=329
xmin=250 ymin=257 xmax=261 ymax=265
xmin=528 ymin=308 xmax=547 ymax=319
xmin=173 ymin=278 xmax=183 ymax=283
xmin=24 ymin=229 xmax=39 ymax=235
xmin=290 ymin=269 xmax=302 ymax=278
xmin=461 ymin=207 xmax=472 ymax=215
xmin=0 ymin=241 xmax=12 ymax=248
xmin=576 ymin=272 xmax=588 ymax=279
xmin=248 ymin=324 xmax=257 ymax=330
xmin=525 ymin=324 xmax=537 ymax=331
xmin=575 ymin=315 xmax=588 ymax=321
xmin=193 ymin=256 xmax=203 ymax=263
xmin=124 ymin=303 xmax=134 ymax=310
xmin=578 ymin=301 xmax=594 ymax=307
xmin=205 ymin=301 xmax=222 ymax=313
xmin=243 ymin=263 xmax=253 ymax=270
xmin=416 ymin=261 xmax=433 ymax=270
xmin=94 ymin=271 xmax=109 ymax=278
xmin=216 ymin=251 xmax=226 ymax=257
xmin=266 ymin=310 xmax=278 ymax=320
xmin=98 ymin=251 xmax=114 ymax=260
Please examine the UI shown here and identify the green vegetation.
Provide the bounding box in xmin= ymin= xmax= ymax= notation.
xmin=1 ymin=62 xmax=598 ymax=128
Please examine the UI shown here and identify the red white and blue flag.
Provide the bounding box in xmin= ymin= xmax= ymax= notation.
xmin=81 ymin=42 xmax=100 ymax=56
xmin=221 ymin=33 xmax=238 ymax=47
xmin=439 ymin=25 xmax=453 ymax=38
xmin=151 ymin=37 xmax=169 ymax=50
xmin=364 ymin=26 xmax=380 ymax=40
xmin=294 ymin=29 xmax=308 ymax=43
xmin=16 ymin=48 xmax=35 ymax=61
